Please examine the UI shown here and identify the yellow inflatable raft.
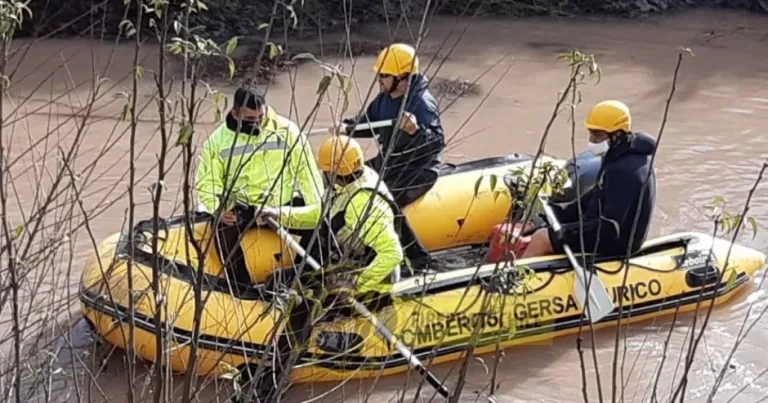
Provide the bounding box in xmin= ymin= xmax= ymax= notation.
xmin=78 ymin=152 xmax=767 ymax=385
xmin=80 ymin=228 xmax=766 ymax=382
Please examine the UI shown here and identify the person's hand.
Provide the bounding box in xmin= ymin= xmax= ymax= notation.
xmin=255 ymin=206 xmax=279 ymax=226
xmin=220 ymin=210 xmax=237 ymax=226
xmin=398 ymin=112 xmax=419 ymax=135
xmin=328 ymin=119 xmax=352 ymax=135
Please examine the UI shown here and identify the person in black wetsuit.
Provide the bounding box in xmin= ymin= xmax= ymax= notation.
xmin=341 ymin=43 xmax=445 ymax=208
xmin=522 ymin=100 xmax=657 ymax=259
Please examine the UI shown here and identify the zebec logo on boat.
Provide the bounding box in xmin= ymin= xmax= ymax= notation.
xmin=673 ymin=250 xmax=716 ymax=271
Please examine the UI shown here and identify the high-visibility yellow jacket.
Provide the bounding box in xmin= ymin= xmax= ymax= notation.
xmin=282 ymin=166 xmax=404 ymax=294
xmin=194 ymin=106 xmax=325 ymax=229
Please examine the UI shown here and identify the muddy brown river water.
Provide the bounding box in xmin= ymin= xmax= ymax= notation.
xmin=3 ymin=8 xmax=767 ymax=403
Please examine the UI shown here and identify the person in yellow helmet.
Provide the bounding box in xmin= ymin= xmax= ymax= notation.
xmin=522 ymin=100 xmax=657 ymax=259
xmin=195 ymin=87 xmax=325 ymax=291
xmin=277 ymin=134 xmax=408 ymax=296
xmin=340 ymin=43 xmax=445 ymax=209
xmin=254 ymin=135 xmax=411 ymax=402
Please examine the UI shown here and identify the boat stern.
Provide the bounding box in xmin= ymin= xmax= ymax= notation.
xmin=78 ymin=229 xmax=149 ymax=330
xmin=79 ymin=231 xmax=129 ymax=302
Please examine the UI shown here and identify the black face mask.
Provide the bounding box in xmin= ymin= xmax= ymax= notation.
xmin=226 ymin=112 xmax=260 ymax=136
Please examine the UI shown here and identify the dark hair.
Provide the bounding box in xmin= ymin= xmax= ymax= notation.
xmin=234 ymin=87 xmax=265 ymax=110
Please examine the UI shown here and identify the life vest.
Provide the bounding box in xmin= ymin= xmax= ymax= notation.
xmin=326 ymin=166 xmax=428 ymax=278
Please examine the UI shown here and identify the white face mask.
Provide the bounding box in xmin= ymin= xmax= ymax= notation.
xmin=586 ymin=140 xmax=610 ymax=156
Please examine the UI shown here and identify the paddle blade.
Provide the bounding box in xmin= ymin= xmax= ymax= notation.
xmin=573 ymin=268 xmax=615 ymax=323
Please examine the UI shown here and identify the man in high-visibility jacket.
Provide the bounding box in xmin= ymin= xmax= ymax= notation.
xmin=272 ymin=134 xmax=406 ymax=296
xmin=319 ymin=134 xmax=406 ymax=296
xmin=259 ymin=135 xmax=407 ymax=401
xmin=195 ymin=87 xmax=325 ymax=289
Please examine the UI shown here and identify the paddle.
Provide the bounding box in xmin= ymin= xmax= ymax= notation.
xmin=305 ymin=120 xmax=395 ymax=137
xmin=538 ymin=197 xmax=615 ymax=324
xmin=264 ymin=217 xmax=452 ymax=400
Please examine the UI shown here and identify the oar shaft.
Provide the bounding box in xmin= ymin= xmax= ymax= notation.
xmin=305 ymin=128 xmax=330 ymax=136
xmin=541 ymin=203 xmax=586 ymax=279
xmin=347 ymin=298 xmax=450 ymax=396
xmin=345 ymin=119 xmax=394 ymax=131
xmin=544 ymin=204 xmax=562 ymax=233
xmin=543 ymin=208 xmax=580 ymax=269
xmin=539 ymin=198 xmax=614 ymax=323
xmin=269 ymin=221 xmax=323 ymax=270
xmin=304 ymin=120 xmax=394 ymax=137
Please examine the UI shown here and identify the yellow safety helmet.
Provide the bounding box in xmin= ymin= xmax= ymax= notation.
xmin=373 ymin=43 xmax=419 ymax=77
xmin=585 ymin=100 xmax=632 ymax=133
xmin=317 ymin=135 xmax=365 ymax=176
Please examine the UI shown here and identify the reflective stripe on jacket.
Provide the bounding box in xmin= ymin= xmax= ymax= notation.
xmin=194 ymin=106 xmax=325 ymax=229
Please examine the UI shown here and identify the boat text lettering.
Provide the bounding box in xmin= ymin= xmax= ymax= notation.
xmin=400 ymin=311 xmax=504 ymax=345
xmin=610 ymin=278 xmax=662 ymax=303
xmin=676 ymin=250 xmax=714 ymax=270
xmin=398 ymin=295 xmax=581 ymax=345
xmin=513 ymin=294 xmax=580 ymax=321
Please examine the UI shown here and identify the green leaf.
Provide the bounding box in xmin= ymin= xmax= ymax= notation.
xmin=124 ymin=0 xmax=131 ymax=5
xmin=227 ymin=58 xmax=236 ymax=80
xmin=337 ymin=74 xmax=351 ymax=94
xmin=473 ymin=176 xmax=483 ymax=198
xmin=678 ymin=47 xmax=696 ymax=58
xmin=316 ymin=75 xmax=332 ymax=95
xmin=748 ymin=216 xmax=759 ymax=239
xmin=267 ymin=43 xmax=281 ymax=59
xmin=173 ymin=20 xmax=181 ymax=35
xmin=135 ymin=66 xmax=144 ymax=80
xmin=176 ymin=124 xmax=194 ymax=146
xmin=225 ymin=36 xmax=238 ymax=56
xmin=489 ymin=174 xmax=497 ymax=192
xmin=726 ymin=269 xmax=737 ymax=290
xmin=214 ymin=92 xmax=223 ymax=104
xmin=119 ymin=20 xmax=134 ymax=37
xmin=258 ymin=23 xmax=270 ymax=31
xmin=722 ymin=216 xmax=735 ymax=234
xmin=214 ymin=108 xmax=222 ymax=123
xmin=289 ymin=8 xmax=298 ymax=28
xmin=493 ymin=190 xmax=504 ymax=203
xmin=197 ymin=0 xmax=208 ymax=11
xmin=121 ymin=103 xmax=130 ymax=121
xmin=14 ymin=225 xmax=24 ymax=239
